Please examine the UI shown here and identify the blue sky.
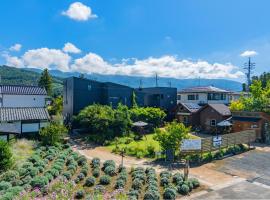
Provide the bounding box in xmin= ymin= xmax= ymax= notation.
xmin=0 ymin=0 xmax=269 ymax=82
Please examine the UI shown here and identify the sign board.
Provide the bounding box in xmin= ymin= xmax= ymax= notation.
xmin=181 ymin=139 xmax=202 ymax=151
xmin=213 ymin=136 xmax=222 ymax=147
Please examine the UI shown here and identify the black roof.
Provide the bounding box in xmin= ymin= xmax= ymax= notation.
xmin=0 ymin=85 xmax=47 ymax=95
xmin=0 ymin=107 xmax=50 ymax=122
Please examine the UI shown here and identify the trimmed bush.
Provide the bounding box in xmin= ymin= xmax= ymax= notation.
xmin=77 ymin=156 xmax=87 ymax=166
xmin=0 ymin=181 xmax=12 ymax=191
xmin=131 ymin=178 xmax=143 ymax=190
xmin=0 ymin=170 xmax=19 ymax=182
xmin=104 ymin=166 xmax=116 ymax=176
xmin=77 ymin=173 xmax=85 ymax=181
xmin=160 ymin=171 xmax=172 ymax=179
xmin=160 ymin=177 xmax=170 ymax=187
xmin=100 ymin=175 xmax=111 ymax=185
xmin=163 ymin=187 xmax=177 ymax=200
xmin=190 ymin=178 xmax=200 ymax=188
xmin=75 ymin=189 xmax=85 ymax=199
xmin=63 ymin=171 xmax=72 ymax=180
xmin=91 ymin=157 xmax=100 ymax=168
xmin=115 ymin=179 xmax=125 ymax=189
xmin=103 ymin=160 xmax=116 ymax=169
xmin=172 ymin=173 xmax=183 ymax=185
xmin=144 ymin=191 xmax=160 ymax=200
xmin=84 ymin=176 xmax=95 ymax=187
xmin=21 ymin=175 xmax=32 ymax=185
xmin=178 ymin=184 xmax=189 ymax=195
xmin=30 ymin=176 xmax=49 ymax=189
xmin=92 ymin=168 xmax=100 ymax=178
xmin=80 ymin=168 xmax=88 ymax=176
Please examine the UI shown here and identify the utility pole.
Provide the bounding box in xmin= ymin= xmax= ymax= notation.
xmin=139 ymin=78 xmax=143 ymax=89
xmin=155 ymin=73 xmax=158 ymax=87
xmin=243 ymin=57 xmax=255 ymax=91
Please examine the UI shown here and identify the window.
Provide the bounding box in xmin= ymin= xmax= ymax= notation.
xmin=210 ymin=119 xmax=216 ymax=126
xmin=87 ymin=85 xmax=92 ymax=91
xmin=208 ymin=93 xmax=226 ymax=101
xmin=183 ymin=116 xmax=189 ymax=124
xmin=177 ymin=94 xmax=181 ymax=100
xmin=188 ymin=94 xmax=199 ymax=100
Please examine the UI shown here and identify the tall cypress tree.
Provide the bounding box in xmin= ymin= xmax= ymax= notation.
xmin=38 ymin=68 xmax=52 ymax=96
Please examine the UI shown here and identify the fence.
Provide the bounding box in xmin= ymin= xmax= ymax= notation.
xmin=181 ymin=129 xmax=257 ymax=154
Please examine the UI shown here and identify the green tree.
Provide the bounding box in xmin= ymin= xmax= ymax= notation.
xmin=0 ymin=140 xmax=13 ymax=172
xmin=131 ymin=91 xmax=138 ymax=108
xmin=154 ymin=121 xmax=190 ymax=152
xmin=38 ymin=68 xmax=53 ymax=96
xmin=48 ymin=96 xmax=63 ymax=115
xmin=39 ymin=123 xmax=68 ymax=146
xmin=129 ymin=107 xmax=166 ymax=127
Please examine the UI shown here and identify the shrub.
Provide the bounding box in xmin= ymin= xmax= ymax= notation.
xmin=80 ymin=169 xmax=88 ymax=176
xmin=29 ymin=167 xmax=39 ymax=177
xmin=92 ymin=168 xmax=100 ymax=178
xmin=50 ymin=169 xmax=60 ymax=178
xmin=63 ymin=171 xmax=72 ymax=180
xmin=77 ymin=173 xmax=85 ymax=181
xmin=44 ymin=172 xmax=53 ymax=182
xmin=39 ymin=123 xmax=68 ymax=146
xmin=163 ymin=187 xmax=177 ymax=200
xmin=103 ymin=160 xmax=116 ymax=169
xmin=131 ymin=178 xmax=143 ymax=190
xmin=190 ymin=178 xmax=200 ymax=188
xmin=115 ymin=179 xmax=125 ymax=189
xmin=160 ymin=171 xmax=172 ymax=179
xmin=178 ymin=184 xmax=189 ymax=195
xmin=0 ymin=140 xmax=13 ymax=172
xmin=0 ymin=170 xmax=19 ymax=182
xmin=4 ymin=186 xmax=24 ymax=199
xmin=160 ymin=177 xmax=169 ymax=186
xmin=75 ymin=189 xmax=85 ymax=199
xmin=144 ymin=191 xmax=160 ymax=200
xmin=21 ymin=162 xmax=33 ymax=169
xmin=21 ymin=175 xmax=32 ymax=185
xmin=91 ymin=157 xmax=100 ymax=168
xmin=100 ymin=175 xmax=111 ymax=185
xmin=77 ymin=156 xmax=87 ymax=166
xmin=186 ymin=181 xmax=193 ymax=191
xmin=128 ymin=189 xmax=139 ymax=199
xmin=0 ymin=181 xmax=12 ymax=191
xmin=84 ymin=176 xmax=95 ymax=187
xmin=30 ymin=176 xmax=49 ymax=189
xmin=172 ymin=173 xmax=183 ymax=185
xmin=104 ymin=166 xmax=116 ymax=176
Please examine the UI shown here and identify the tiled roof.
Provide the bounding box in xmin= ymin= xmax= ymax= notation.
xmin=208 ymin=104 xmax=231 ymax=116
xmin=0 ymin=107 xmax=50 ymax=122
xmin=0 ymin=85 xmax=47 ymax=95
xmin=182 ymin=103 xmax=201 ymax=113
xmin=179 ymin=86 xmax=230 ymax=93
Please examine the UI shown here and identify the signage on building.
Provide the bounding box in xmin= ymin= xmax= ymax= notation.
xmin=181 ymin=139 xmax=202 ymax=151
xmin=213 ymin=136 xmax=222 ymax=147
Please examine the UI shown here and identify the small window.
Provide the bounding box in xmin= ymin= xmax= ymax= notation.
xmin=87 ymin=85 xmax=92 ymax=91
xmin=210 ymin=119 xmax=216 ymax=126
xmin=177 ymin=94 xmax=181 ymax=100
xmin=188 ymin=95 xmax=195 ymax=100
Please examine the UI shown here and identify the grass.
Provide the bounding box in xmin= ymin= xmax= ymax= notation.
xmin=105 ymin=132 xmax=200 ymax=159
xmin=11 ymin=139 xmax=35 ymax=166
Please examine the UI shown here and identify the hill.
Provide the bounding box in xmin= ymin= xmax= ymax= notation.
xmin=0 ymin=65 xmax=63 ymax=96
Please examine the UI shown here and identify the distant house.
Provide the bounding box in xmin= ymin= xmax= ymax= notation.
xmin=135 ymin=87 xmax=177 ymax=112
xmin=199 ymin=104 xmax=231 ymax=133
xmin=231 ymin=111 xmax=270 ymax=142
xmin=177 ymin=86 xmax=245 ymax=105
xmin=0 ymin=85 xmax=50 ymax=140
xmin=175 ymin=103 xmax=201 ymax=127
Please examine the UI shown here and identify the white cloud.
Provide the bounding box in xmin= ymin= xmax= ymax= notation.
xmin=9 ymin=43 xmax=22 ymax=51
xmin=71 ymin=53 xmax=244 ymax=79
xmin=3 ymin=53 xmax=24 ymax=67
xmin=63 ymin=42 xmax=81 ymax=54
xmin=22 ymin=48 xmax=71 ymax=71
xmin=62 ymin=2 xmax=97 ymax=21
xmin=240 ymin=50 xmax=258 ymax=57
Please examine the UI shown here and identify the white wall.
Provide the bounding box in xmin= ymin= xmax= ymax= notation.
xmin=2 ymin=94 xmax=46 ymax=107
xmin=178 ymin=92 xmax=230 ymax=104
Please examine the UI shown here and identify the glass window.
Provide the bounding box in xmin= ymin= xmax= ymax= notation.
xmin=177 ymin=94 xmax=181 ymax=100
xmin=188 ymin=95 xmax=195 ymax=100
xmin=210 ymin=119 xmax=216 ymax=126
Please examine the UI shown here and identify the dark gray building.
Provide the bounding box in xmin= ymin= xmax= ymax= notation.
xmin=63 ymin=77 xmax=133 ymax=119
xmin=135 ymin=87 xmax=177 ymax=112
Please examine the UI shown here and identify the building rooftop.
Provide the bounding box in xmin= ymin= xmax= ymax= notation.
xmin=179 ymin=86 xmax=230 ymax=93
xmin=208 ymin=104 xmax=231 ymax=116
xmin=0 ymin=107 xmax=50 ymax=122
xmin=181 ymin=103 xmax=202 ymax=113
xmin=0 ymin=85 xmax=47 ymax=95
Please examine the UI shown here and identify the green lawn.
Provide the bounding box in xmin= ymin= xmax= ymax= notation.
xmin=105 ymin=133 xmax=199 ymax=159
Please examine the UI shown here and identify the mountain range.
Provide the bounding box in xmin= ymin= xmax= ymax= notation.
xmin=0 ymin=65 xmax=243 ymax=95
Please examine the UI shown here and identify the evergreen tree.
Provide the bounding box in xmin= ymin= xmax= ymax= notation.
xmin=38 ymin=68 xmax=52 ymax=96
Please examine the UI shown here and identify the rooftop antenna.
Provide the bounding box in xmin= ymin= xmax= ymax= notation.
xmin=243 ymin=57 xmax=255 ymax=91
xmin=155 ymin=73 xmax=158 ymax=87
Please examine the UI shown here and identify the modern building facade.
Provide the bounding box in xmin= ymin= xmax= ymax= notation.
xmin=0 ymin=85 xmax=50 ymax=138
xmin=177 ymin=86 xmax=241 ymax=105
xmin=63 ymin=77 xmax=177 ymax=121
xmin=63 ymin=77 xmax=134 ymax=119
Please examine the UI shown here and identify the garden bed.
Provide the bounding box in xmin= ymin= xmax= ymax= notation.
xmin=0 ymin=141 xmax=203 ymax=200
